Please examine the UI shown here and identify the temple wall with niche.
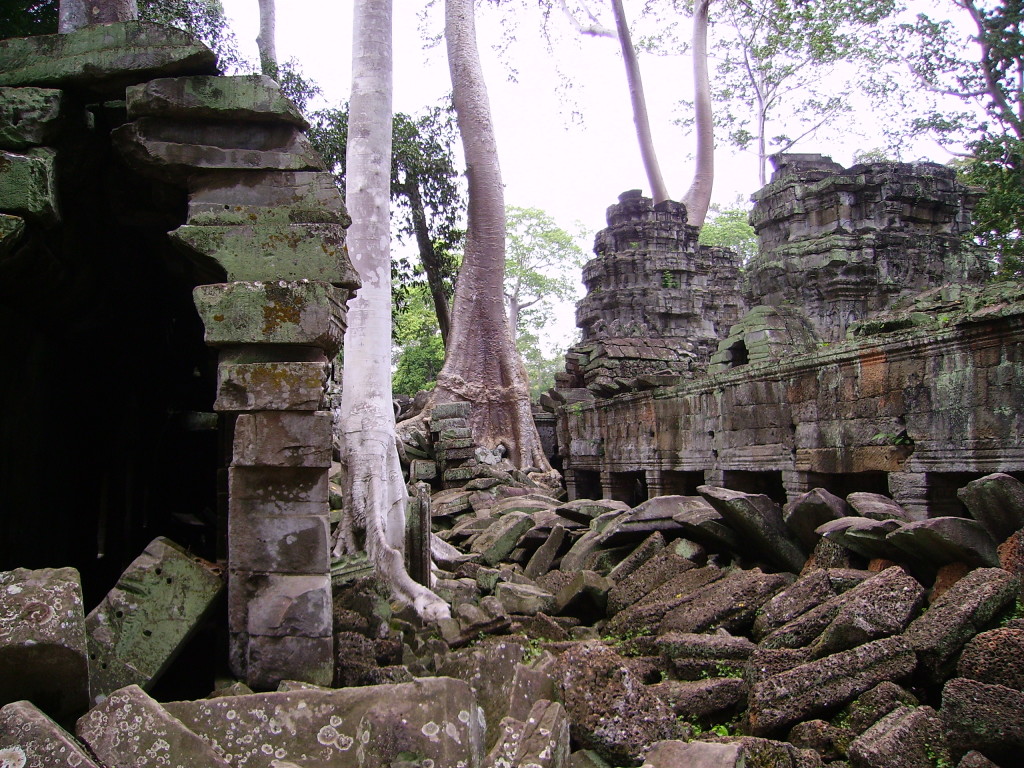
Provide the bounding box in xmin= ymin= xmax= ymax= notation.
xmin=552 ymin=154 xmax=1024 ymax=519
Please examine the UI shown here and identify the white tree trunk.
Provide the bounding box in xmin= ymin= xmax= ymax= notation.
xmin=427 ymin=0 xmax=552 ymax=474
xmin=59 ymin=0 xmax=137 ymax=32
xmin=339 ymin=0 xmax=449 ymax=622
xmin=610 ymin=0 xmax=670 ymax=204
xmin=256 ymin=0 xmax=278 ymax=75
xmin=681 ymin=0 xmax=714 ymax=226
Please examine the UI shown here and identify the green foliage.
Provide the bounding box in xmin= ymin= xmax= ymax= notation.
xmin=392 ymin=285 xmax=446 ymax=396
xmin=517 ymin=329 xmax=572 ymax=399
xmin=0 ymin=1 xmax=57 ymax=38
xmin=661 ymin=270 xmax=679 ymax=289
xmin=138 ymin=0 xmax=246 ymax=73
xmin=698 ymin=202 xmax=758 ymax=264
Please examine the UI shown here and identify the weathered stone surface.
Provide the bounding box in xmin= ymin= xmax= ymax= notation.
xmin=229 ymin=466 xmax=328 ymax=516
xmin=956 ymin=751 xmax=1002 ymax=768
xmin=0 ymin=567 xmax=88 ymax=719
xmin=642 ymin=740 xmax=743 ymax=768
xmin=164 ymin=677 xmax=485 ymax=767
xmin=232 ymin=410 xmax=332 ymax=468
xmin=553 ymin=640 xmax=688 ymax=766
xmin=437 ymin=638 xmax=524 ymax=749
xmin=0 ymin=22 xmax=217 ymax=96
xmin=698 ymin=485 xmax=806 ymax=572
xmin=809 ymin=566 xmax=924 ymax=658
xmin=752 ymin=569 xmax=838 ymax=640
xmin=553 ymin=570 xmax=613 ymax=621
xmin=126 ymin=75 xmax=306 ymax=127
xmin=215 ymin=361 xmax=328 ymax=411
xmin=113 ymin=117 xmax=323 ymax=181
xmin=607 ymin=531 xmax=666 ymax=582
xmin=605 ymin=565 xmax=727 ymax=636
xmin=495 ymin=582 xmax=556 ymax=616
xmin=957 ymin=472 xmax=1024 ymax=544
xmin=0 ymin=700 xmax=101 ymax=768
xmin=744 ymin=647 xmax=812 ymax=688
xmin=0 ymin=148 xmax=57 ymax=223
xmin=194 ymin=281 xmax=348 ymax=356
xmin=747 ymin=636 xmax=917 ymax=736
xmin=86 ymin=537 xmax=224 ymax=705
xmin=524 ymin=524 xmax=568 ymax=579
xmin=885 ymin=516 xmax=999 ymax=567
xmin=846 ymin=493 xmax=913 ymax=522
xmin=816 ymin=517 xmax=907 ymax=562
xmin=76 ymin=684 xmax=231 ymax=767
xmin=648 ymin=677 xmax=747 ymax=720
xmin=228 ymin=573 xmax=331 ymax=636
xmin=837 ymin=681 xmax=920 ymax=735
xmin=509 ymin=700 xmax=571 ymax=768
xmin=471 ymin=511 xmax=535 ymax=566
xmin=903 ymin=567 xmax=1019 ymax=683
xmin=655 ymin=631 xmax=756 ymax=681
xmin=0 ymin=87 xmax=61 ymax=149
xmin=847 ymin=705 xmax=949 ymax=768
xmin=0 ymin=212 xmax=24 ymax=256
xmin=787 ymin=719 xmax=853 ymax=762
xmin=172 ymin=221 xmax=356 ymax=285
xmin=957 ymin=627 xmax=1024 ymax=690
xmin=941 ymin=678 xmax=1024 ymax=763
xmin=658 ymin=568 xmax=792 ymax=636
xmin=783 ymin=488 xmax=854 ymax=550
xmin=183 ymin=168 xmax=348 ymax=225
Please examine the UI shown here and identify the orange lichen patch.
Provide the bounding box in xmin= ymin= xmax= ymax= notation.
xmin=261 ymin=297 xmax=302 ymax=335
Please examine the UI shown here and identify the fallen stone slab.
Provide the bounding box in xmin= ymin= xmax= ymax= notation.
xmin=215 ymin=360 xmax=329 ymax=412
xmin=783 ymin=488 xmax=855 ymax=550
xmin=495 ymin=582 xmax=556 ymax=616
xmin=836 ymin=681 xmax=920 ymax=735
xmin=0 ymin=700 xmax=101 ymax=768
xmin=658 ymin=568 xmax=792 ymax=636
xmin=655 ymin=632 xmax=756 ymax=681
xmin=0 ymin=87 xmax=62 ymax=150
xmin=846 ymin=492 xmax=913 ymax=522
xmin=605 ymin=566 xmax=727 ymax=636
xmin=747 ymin=636 xmax=917 ymax=736
xmin=809 ymin=566 xmax=925 ymax=658
xmin=471 ymin=511 xmax=535 ymax=566
xmin=0 ymin=567 xmax=88 ymax=719
xmin=816 ymin=517 xmax=907 ymax=562
xmin=515 ymin=699 xmax=572 ymax=768
xmin=648 ymin=677 xmax=747 ymax=720
xmin=554 ymin=499 xmax=630 ymax=525
xmin=957 ymin=472 xmax=1024 ymax=544
xmin=0 ymin=22 xmax=217 ymax=97
xmin=642 ymin=740 xmax=743 ymax=768
xmin=607 ymin=551 xmax=696 ymax=616
xmin=164 ymin=676 xmax=485 ymax=768
xmin=671 ymin=499 xmax=742 ymax=552
xmin=553 ymin=570 xmax=613 ymax=622
xmin=941 ymin=678 xmax=1024 ymax=763
xmin=787 ymin=719 xmax=853 ymax=762
xmin=956 ymin=627 xmax=1024 ymax=690
xmin=847 ymin=705 xmax=949 ymax=768
xmin=697 ymin=485 xmax=805 ymax=572
xmin=553 ymin=641 xmax=688 ymax=766
xmin=86 ymin=537 xmax=224 ymax=705
xmin=77 ymin=684 xmax=230 ymax=768
xmin=956 ymin=751 xmax=1002 ymax=768
xmin=752 ymin=569 xmax=838 ymax=641
xmin=604 ymin=531 xmax=665 ymax=584
xmin=885 ymin=517 xmax=999 ymax=568
xmin=903 ymin=567 xmax=1019 ymax=684
xmin=525 ymin=524 xmax=568 ymax=579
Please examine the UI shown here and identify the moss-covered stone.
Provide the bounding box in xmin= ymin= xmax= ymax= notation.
xmin=0 ymin=148 xmax=57 ymax=223
xmin=126 ymin=74 xmax=307 ymax=127
xmin=0 ymin=87 xmax=62 ymax=150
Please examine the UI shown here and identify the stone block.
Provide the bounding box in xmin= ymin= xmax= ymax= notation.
xmin=215 ymin=361 xmax=328 ymax=411
xmin=113 ymin=117 xmax=323 ymax=181
xmin=163 ymin=677 xmax=485 ymax=766
xmin=957 ymin=472 xmax=1024 ymax=544
xmin=86 ymin=537 xmax=224 ymax=705
xmin=495 ymin=582 xmax=556 ymax=616
xmin=228 ymin=572 xmax=332 ymax=636
xmin=194 ymin=280 xmax=347 ymax=356
xmin=410 ymin=459 xmax=438 ymax=481
xmin=185 ymin=170 xmax=349 ymax=226
xmin=650 ymin=677 xmax=748 ymax=720
xmin=642 ymin=740 xmax=743 ymax=768
xmin=0 ymin=22 xmax=217 ymax=97
xmin=76 ymin=684 xmax=230 ymax=767
xmin=659 ymin=568 xmax=792 ymax=636
xmin=0 ymin=700 xmax=101 ymax=768
xmin=232 ymin=410 xmax=332 ymax=468
xmin=783 ymin=487 xmax=853 ymax=549
xmin=941 ymin=678 xmax=1024 ymax=763
xmin=431 ymin=401 xmax=472 ymax=420
xmin=957 ymin=627 xmax=1024 ymax=690
xmin=171 ymin=221 xmax=358 ymax=285
xmin=228 ymin=514 xmax=330 ymax=573
xmin=241 ymin=634 xmax=334 ymax=691
xmin=553 ymin=570 xmax=613 ymax=621
xmin=0 ymin=148 xmax=57 ymax=223
xmin=229 ymin=466 xmax=329 ymax=512
xmin=886 ymin=516 xmax=999 ymax=568
xmin=525 ymin=524 xmax=567 ymax=579
xmin=126 ymin=74 xmax=307 ymax=127
xmin=0 ymin=87 xmax=62 ymax=149
xmin=0 ymin=213 xmax=24 ymax=256
xmin=0 ymin=567 xmax=88 ymax=719
xmin=470 ymin=511 xmax=534 ymax=566
xmin=697 ymin=485 xmax=806 ymax=572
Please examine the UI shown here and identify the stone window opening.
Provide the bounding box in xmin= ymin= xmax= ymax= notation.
xmin=728 ymin=340 xmax=750 ymax=367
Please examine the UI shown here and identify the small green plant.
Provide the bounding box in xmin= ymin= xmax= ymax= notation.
xmin=522 ymin=637 xmax=544 ymax=664
xmin=1000 ymin=596 xmax=1024 ymax=626
xmin=872 ymin=430 xmax=914 ymax=447
xmin=661 ymin=270 xmax=679 ymax=289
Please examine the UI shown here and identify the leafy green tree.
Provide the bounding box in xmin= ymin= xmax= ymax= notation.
xmin=138 ymin=0 xmax=245 ymax=71
xmin=0 ymin=1 xmax=58 ymax=37
xmin=504 ymin=205 xmax=585 ymax=339
xmin=898 ymin=0 xmax=1023 ymax=277
xmin=698 ymin=201 xmax=757 ymax=264
xmin=517 ymin=329 xmax=572 ymax=399
xmin=392 ymin=285 xmax=446 ymax=395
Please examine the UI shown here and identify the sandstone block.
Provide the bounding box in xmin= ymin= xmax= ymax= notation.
xmin=957 ymin=472 xmax=1024 ymax=544
xmin=242 ymin=634 xmax=334 ymax=691
xmin=186 ymin=170 xmax=349 ymax=226
xmin=658 ymin=568 xmax=792 ymax=636
xmin=783 ymin=487 xmax=853 ymax=549
xmin=753 ymin=569 xmax=838 ymax=640
xmin=163 ymin=677 xmax=485 ymax=767
xmin=747 ymin=636 xmax=917 ymax=736
xmin=649 ymin=677 xmax=747 ymax=720
xmin=0 ymin=700 xmax=101 ymax=768
xmin=438 ymin=639 xmax=526 ymax=748
xmin=941 ymin=677 xmax=1024 ymax=763
xmin=231 ymin=410 xmax=332 ymax=468
xmin=0 ymin=87 xmax=62 ymax=149
xmin=495 ymin=582 xmax=556 ymax=616
xmin=229 ymin=466 xmax=329 ymax=513
xmin=0 ymin=22 xmax=217 ymax=96
xmin=215 ymin=361 xmax=328 ymax=411
xmin=228 ymin=572 xmax=331 ymax=636
xmin=816 ymin=517 xmax=907 ymax=562
xmin=0 ymin=148 xmax=57 ymax=223
xmin=847 ymin=705 xmax=948 ymax=768
xmin=846 ymin=492 xmax=912 ymax=521
xmin=524 ymin=524 xmax=568 ymax=579
xmin=553 ymin=570 xmax=613 ymax=621
xmin=886 ymin=516 xmax=999 ymax=567
xmin=0 ymin=567 xmax=88 ymax=719
xmin=86 ymin=537 xmax=223 ymax=705
xmin=228 ymin=508 xmax=330 ymax=574
xmin=76 ymin=684 xmax=230 ymax=767
xmin=126 ymin=74 xmax=306 ymax=127
xmin=471 ymin=511 xmax=534 ymax=566
xmin=515 ymin=699 xmax=571 ymax=768
xmin=194 ymin=280 xmax=347 ymax=355
xmin=697 ymin=485 xmax=806 ymax=572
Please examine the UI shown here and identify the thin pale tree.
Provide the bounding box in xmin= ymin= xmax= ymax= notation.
xmin=338 ymin=0 xmax=450 ymax=621
xmin=256 ymin=0 xmax=277 ymax=75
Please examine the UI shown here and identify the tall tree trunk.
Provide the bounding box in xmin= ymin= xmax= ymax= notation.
xmin=59 ymin=0 xmax=137 ymax=32
xmin=339 ymin=0 xmax=449 ymax=621
xmin=404 ymin=178 xmax=452 ymax=347
xmin=681 ymin=0 xmax=714 ymax=227
xmin=436 ymin=0 xmax=551 ymax=471
xmin=256 ymin=0 xmax=277 ymax=76
xmin=610 ymin=0 xmax=670 ymax=204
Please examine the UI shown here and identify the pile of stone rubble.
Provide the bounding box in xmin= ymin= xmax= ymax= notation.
xmin=4 ymin=470 xmax=1024 ymax=767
